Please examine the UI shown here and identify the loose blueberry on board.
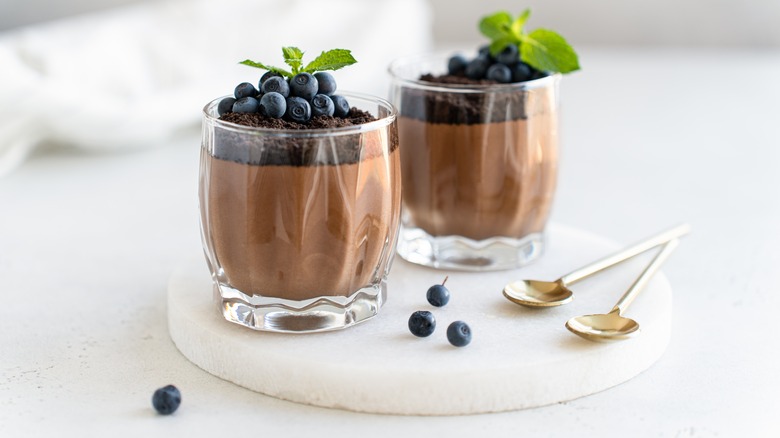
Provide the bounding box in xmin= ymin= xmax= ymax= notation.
xmin=217 ymin=97 xmax=236 ymax=116
xmin=152 ymin=385 xmax=181 ymax=415
xmin=446 ymin=321 xmax=472 ymax=347
xmin=260 ymin=71 xmax=282 ymax=87
xmin=232 ymin=96 xmax=259 ymax=113
xmin=408 ymin=311 xmax=436 ymax=337
xmin=511 ymin=62 xmax=533 ymax=82
xmin=234 ymin=82 xmax=258 ymax=100
xmin=426 ymin=276 xmax=451 ymax=307
xmin=259 ymin=92 xmax=287 ymax=118
xmin=447 ymin=54 xmax=469 ymax=75
xmin=261 ymin=76 xmax=290 ymax=98
xmin=331 ymin=95 xmax=350 ymax=118
xmin=314 ymin=72 xmax=337 ymax=96
xmin=285 ymin=96 xmax=312 ymax=123
xmin=311 ymin=94 xmax=335 ymax=117
xmin=486 ymin=63 xmax=512 ymax=83
xmin=290 ymin=73 xmax=318 ymax=100
xmin=465 ymin=58 xmax=490 ymax=80
xmin=496 ymin=44 xmax=519 ymax=65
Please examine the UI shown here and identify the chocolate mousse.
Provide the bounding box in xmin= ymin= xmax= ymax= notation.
xmin=200 ymin=112 xmax=401 ymax=301
xmin=397 ymin=75 xmax=558 ymax=241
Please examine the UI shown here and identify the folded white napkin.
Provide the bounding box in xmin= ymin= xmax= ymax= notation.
xmin=0 ymin=0 xmax=433 ymax=176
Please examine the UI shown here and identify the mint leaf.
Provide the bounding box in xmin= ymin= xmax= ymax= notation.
xmin=489 ymin=37 xmax=514 ymax=57
xmin=239 ymin=59 xmax=293 ymax=78
xmin=479 ymin=11 xmax=513 ymax=40
xmin=282 ymin=46 xmax=304 ymax=74
xmin=519 ymin=29 xmax=580 ymax=74
xmin=303 ymin=49 xmax=357 ymax=73
xmin=511 ymin=9 xmax=530 ymax=37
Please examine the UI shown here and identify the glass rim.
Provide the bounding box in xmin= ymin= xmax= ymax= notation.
xmin=202 ymin=91 xmax=397 ymax=138
xmin=388 ymin=53 xmax=561 ymax=94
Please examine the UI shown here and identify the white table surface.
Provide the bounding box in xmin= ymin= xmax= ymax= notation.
xmin=2 ymin=47 xmax=779 ymax=437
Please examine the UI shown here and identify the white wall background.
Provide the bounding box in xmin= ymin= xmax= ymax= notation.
xmin=430 ymin=0 xmax=780 ymax=46
xmin=3 ymin=0 xmax=779 ymax=46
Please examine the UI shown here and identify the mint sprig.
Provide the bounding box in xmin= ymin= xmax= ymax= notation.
xmin=479 ymin=9 xmax=580 ymax=74
xmin=240 ymin=47 xmax=357 ymax=78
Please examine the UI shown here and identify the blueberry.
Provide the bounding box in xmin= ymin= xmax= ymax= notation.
xmin=331 ymin=95 xmax=350 ymax=118
xmin=487 ymin=64 xmax=512 ymax=83
xmin=446 ymin=321 xmax=472 ymax=347
xmin=311 ymin=94 xmax=335 ymax=117
xmin=232 ymin=96 xmax=259 ymax=113
xmin=261 ymin=76 xmax=290 ymax=98
xmin=285 ymin=96 xmax=311 ymax=123
xmin=447 ymin=55 xmax=469 ymax=75
xmin=496 ymin=44 xmax=519 ymax=65
xmin=532 ymin=69 xmax=550 ymax=80
xmin=477 ymin=45 xmax=493 ymax=61
xmin=260 ymin=71 xmax=282 ymax=87
xmin=465 ymin=58 xmax=490 ymax=80
xmin=426 ymin=281 xmax=450 ymax=307
xmin=314 ymin=72 xmax=337 ymax=96
xmin=234 ymin=82 xmax=257 ymax=100
xmin=511 ymin=62 xmax=533 ymax=82
xmin=408 ymin=310 xmax=436 ymax=337
xmin=217 ymin=97 xmax=236 ymax=115
xmin=290 ymin=72 xmax=318 ymax=100
xmin=259 ymin=92 xmax=286 ymax=118
xmin=152 ymin=385 xmax=181 ymax=415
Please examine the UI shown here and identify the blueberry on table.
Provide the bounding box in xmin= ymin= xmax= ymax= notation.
xmin=314 ymin=72 xmax=337 ymax=96
xmin=446 ymin=321 xmax=472 ymax=347
xmin=487 ymin=64 xmax=512 ymax=83
xmin=511 ymin=62 xmax=533 ymax=82
xmin=234 ymin=82 xmax=258 ymax=100
xmin=259 ymin=92 xmax=287 ymax=118
xmin=465 ymin=58 xmax=490 ymax=80
xmin=285 ymin=96 xmax=312 ymax=123
xmin=310 ymin=94 xmax=335 ymax=117
xmin=232 ymin=96 xmax=259 ymax=113
xmin=152 ymin=385 xmax=181 ymax=415
xmin=261 ymin=76 xmax=290 ymax=98
xmin=260 ymin=71 xmax=282 ymax=87
xmin=408 ymin=310 xmax=436 ymax=337
xmin=447 ymin=55 xmax=469 ymax=75
xmin=290 ymin=72 xmax=318 ymax=100
xmin=217 ymin=97 xmax=236 ymax=115
xmin=331 ymin=95 xmax=350 ymax=118
xmin=496 ymin=44 xmax=519 ymax=65
xmin=426 ymin=277 xmax=451 ymax=307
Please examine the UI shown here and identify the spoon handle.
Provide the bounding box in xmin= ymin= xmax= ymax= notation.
xmin=560 ymin=223 xmax=690 ymax=285
xmin=611 ymin=239 xmax=679 ymax=314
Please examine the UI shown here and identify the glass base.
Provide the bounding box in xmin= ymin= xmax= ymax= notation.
xmin=216 ymin=281 xmax=386 ymax=333
xmin=396 ymin=225 xmax=545 ymax=271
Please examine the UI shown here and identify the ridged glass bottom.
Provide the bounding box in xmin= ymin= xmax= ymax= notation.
xmin=396 ymin=226 xmax=545 ymax=271
xmin=216 ymin=280 xmax=386 ymax=333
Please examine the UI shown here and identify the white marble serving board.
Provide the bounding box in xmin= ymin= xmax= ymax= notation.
xmin=167 ymin=224 xmax=673 ymax=415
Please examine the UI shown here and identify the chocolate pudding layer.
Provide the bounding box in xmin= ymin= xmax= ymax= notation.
xmin=397 ymin=76 xmax=558 ymax=241
xmin=199 ymin=122 xmax=401 ymax=301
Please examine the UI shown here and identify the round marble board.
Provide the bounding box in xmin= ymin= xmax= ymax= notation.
xmin=168 ymin=224 xmax=673 ymax=415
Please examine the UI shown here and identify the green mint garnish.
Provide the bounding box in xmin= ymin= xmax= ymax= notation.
xmin=479 ymin=9 xmax=580 ymax=74
xmin=240 ymin=47 xmax=357 ymax=78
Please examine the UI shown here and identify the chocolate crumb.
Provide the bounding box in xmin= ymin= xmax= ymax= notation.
xmin=219 ymin=108 xmax=376 ymax=129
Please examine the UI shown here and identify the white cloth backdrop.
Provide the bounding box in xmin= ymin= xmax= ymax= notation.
xmin=0 ymin=0 xmax=433 ymax=176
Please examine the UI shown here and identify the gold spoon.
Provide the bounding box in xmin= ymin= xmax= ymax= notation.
xmin=566 ymin=239 xmax=679 ymax=341
xmin=503 ymin=224 xmax=690 ymax=308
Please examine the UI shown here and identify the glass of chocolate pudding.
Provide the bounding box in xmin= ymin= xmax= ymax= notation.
xmin=199 ymin=92 xmax=401 ymax=332
xmin=389 ymin=54 xmax=560 ymax=271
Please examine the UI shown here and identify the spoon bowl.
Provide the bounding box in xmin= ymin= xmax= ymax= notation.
xmin=503 ymin=280 xmax=573 ymax=307
xmin=565 ymin=311 xmax=640 ymax=342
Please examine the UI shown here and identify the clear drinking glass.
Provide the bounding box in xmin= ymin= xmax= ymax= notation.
xmin=199 ymin=92 xmax=402 ymax=332
xmin=389 ymin=54 xmax=560 ymax=271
